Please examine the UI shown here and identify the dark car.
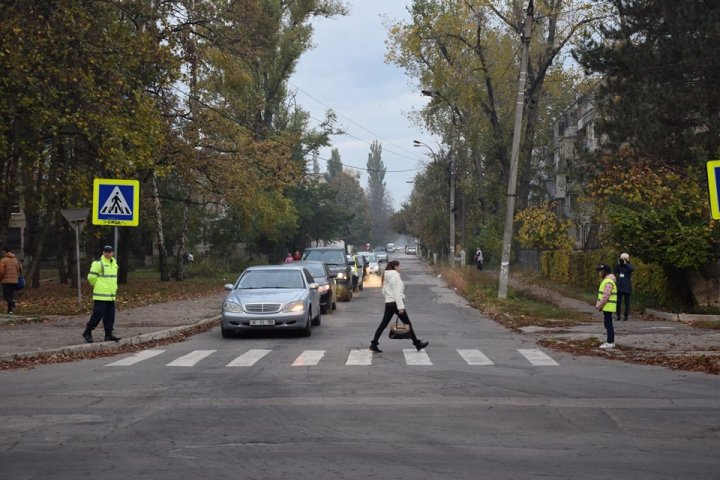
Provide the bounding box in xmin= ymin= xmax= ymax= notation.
xmin=302 ymin=247 xmax=353 ymax=301
xmin=283 ymin=260 xmax=337 ymax=314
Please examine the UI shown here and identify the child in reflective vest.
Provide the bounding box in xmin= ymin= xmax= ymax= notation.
xmin=595 ymin=264 xmax=617 ymax=349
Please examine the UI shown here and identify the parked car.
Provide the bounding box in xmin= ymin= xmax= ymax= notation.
xmin=405 ymin=245 xmax=417 ymax=255
xmin=302 ymin=247 xmax=353 ymax=301
xmin=347 ymin=254 xmax=365 ymax=292
xmin=282 ymin=260 xmax=336 ymax=314
xmin=357 ymin=251 xmax=381 ymax=275
xmin=386 ymin=243 xmax=395 ymax=253
xmin=373 ymin=246 xmax=388 ymax=262
xmin=221 ymin=265 xmax=320 ymax=338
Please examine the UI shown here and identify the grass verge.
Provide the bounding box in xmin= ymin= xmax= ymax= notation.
xmin=438 ymin=266 xmax=589 ymax=330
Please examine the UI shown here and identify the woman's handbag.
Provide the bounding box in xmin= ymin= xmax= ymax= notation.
xmin=16 ymin=275 xmax=25 ymax=290
xmin=389 ymin=318 xmax=412 ymax=339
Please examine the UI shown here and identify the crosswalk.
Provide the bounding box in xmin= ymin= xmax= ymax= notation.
xmin=105 ymin=348 xmax=560 ymax=368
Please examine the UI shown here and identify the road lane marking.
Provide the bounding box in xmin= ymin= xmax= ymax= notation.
xmin=292 ymin=350 xmax=325 ymax=366
xmin=457 ymin=349 xmax=494 ymax=366
xmin=518 ymin=349 xmax=559 ymax=366
xmin=346 ymin=350 xmax=373 ymax=366
xmin=226 ymin=349 xmax=273 ymax=367
xmin=403 ymin=349 xmax=432 ymax=366
xmin=166 ymin=350 xmax=216 ymax=367
xmin=105 ymin=349 xmax=165 ymax=366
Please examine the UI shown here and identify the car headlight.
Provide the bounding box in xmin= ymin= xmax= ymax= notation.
xmin=336 ymin=272 xmax=346 ymax=280
xmin=283 ymin=300 xmax=305 ymax=313
xmin=223 ymin=301 xmax=243 ymax=313
xmin=318 ymin=284 xmax=330 ymax=293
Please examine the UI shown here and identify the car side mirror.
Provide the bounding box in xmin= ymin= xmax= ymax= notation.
xmin=223 ymin=283 xmax=234 ymax=291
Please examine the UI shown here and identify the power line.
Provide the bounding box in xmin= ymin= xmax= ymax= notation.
xmin=289 ymin=81 xmax=426 ymax=162
xmin=168 ymin=84 xmax=423 ymax=174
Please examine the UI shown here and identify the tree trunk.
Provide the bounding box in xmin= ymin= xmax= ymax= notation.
xmin=173 ymin=202 xmax=190 ymax=281
xmin=118 ymin=226 xmax=129 ymax=284
xmin=151 ymin=173 xmax=170 ymax=281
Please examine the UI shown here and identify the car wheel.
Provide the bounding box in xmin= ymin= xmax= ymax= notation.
xmin=312 ymin=307 xmax=322 ymax=326
xmin=302 ymin=311 xmax=312 ymax=337
xmin=221 ymin=324 xmax=234 ymax=339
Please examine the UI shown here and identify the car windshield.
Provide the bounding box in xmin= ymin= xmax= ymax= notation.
xmin=237 ymin=270 xmax=305 ymax=289
xmin=358 ymin=252 xmax=377 ymax=262
xmin=303 ymin=250 xmax=345 ymax=265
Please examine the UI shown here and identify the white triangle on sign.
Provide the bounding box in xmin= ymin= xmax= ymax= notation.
xmin=100 ymin=187 xmax=132 ymax=216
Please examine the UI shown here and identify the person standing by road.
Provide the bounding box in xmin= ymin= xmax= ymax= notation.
xmin=595 ymin=264 xmax=617 ymax=349
xmin=369 ymin=260 xmax=428 ymax=353
xmin=0 ymin=246 xmax=22 ymax=314
xmin=82 ymin=246 xmax=121 ymax=343
xmin=613 ymin=252 xmax=634 ymax=321
xmin=473 ymin=247 xmax=484 ymax=270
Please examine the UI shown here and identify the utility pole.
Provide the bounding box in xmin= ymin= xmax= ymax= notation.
xmin=498 ymin=0 xmax=534 ymax=299
xmin=449 ymin=148 xmax=456 ymax=266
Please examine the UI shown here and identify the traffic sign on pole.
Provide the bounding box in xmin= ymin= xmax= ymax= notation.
xmin=706 ymin=160 xmax=720 ymax=220
xmin=92 ymin=179 xmax=140 ymax=226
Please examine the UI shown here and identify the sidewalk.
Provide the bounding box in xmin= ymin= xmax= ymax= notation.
xmin=0 ymin=292 xmax=226 ymax=362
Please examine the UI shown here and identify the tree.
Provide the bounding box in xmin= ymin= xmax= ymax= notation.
xmin=574 ymin=0 xmax=720 ymax=168
xmin=327 ymin=148 xmax=343 ymax=179
xmin=366 ymin=140 xmax=391 ymax=243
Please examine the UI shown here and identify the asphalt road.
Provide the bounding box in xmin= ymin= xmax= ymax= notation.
xmin=2 ymin=254 xmax=719 ymax=479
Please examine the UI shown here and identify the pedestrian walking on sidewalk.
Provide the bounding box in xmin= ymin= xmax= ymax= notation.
xmin=82 ymin=246 xmax=121 ymax=343
xmin=369 ymin=260 xmax=428 ymax=353
xmin=613 ymin=252 xmax=634 ymax=321
xmin=0 ymin=246 xmax=22 ymax=314
xmin=595 ymin=264 xmax=617 ymax=349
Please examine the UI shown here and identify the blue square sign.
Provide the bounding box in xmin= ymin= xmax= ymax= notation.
xmin=92 ymin=179 xmax=140 ymax=226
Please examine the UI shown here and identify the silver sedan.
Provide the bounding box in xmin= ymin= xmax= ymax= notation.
xmin=221 ymin=265 xmax=321 ymax=338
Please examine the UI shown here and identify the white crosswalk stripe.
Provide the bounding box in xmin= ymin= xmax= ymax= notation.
xmin=226 ymin=349 xmax=273 ymax=367
xmin=518 ymin=349 xmax=559 ymax=366
xmin=105 ymin=349 xmax=165 ymax=366
xmin=292 ymin=350 xmax=326 ymax=366
xmin=457 ymin=349 xmax=494 ymax=366
xmin=104 ymin=348 xmax=559 ymax=368
xmin=346 ymin=349 xmax=373 ymax=366
xmin=166 ymin=350 xmax=216 ymax=367
xmin=403 ymin=349 xmax=433 ymax=366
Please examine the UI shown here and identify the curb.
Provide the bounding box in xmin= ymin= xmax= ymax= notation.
xmin=645 ymin=309 xmax=680 ymax=322
xmin=0 ymin=315 xmax=221 ymax=363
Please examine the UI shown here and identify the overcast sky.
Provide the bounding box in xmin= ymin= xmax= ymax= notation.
xmin=290 ymin=1 xmax=438 ymax=209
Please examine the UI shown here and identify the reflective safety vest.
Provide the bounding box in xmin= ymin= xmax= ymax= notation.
xmin=87 ymin=257 xmax=118 ymax=301
xmin=597 ymin=277 xmax=617 ymax=313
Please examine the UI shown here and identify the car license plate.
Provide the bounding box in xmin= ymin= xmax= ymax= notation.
xmin=250 ymin=319 xmax=275 ymax=326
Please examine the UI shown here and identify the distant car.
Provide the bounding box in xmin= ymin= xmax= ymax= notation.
xmin=347 ymin=254 xmax=365 ymax=292
xmin=357 ymin=251 xmax=381 ymax=275
xmin=405 ymin=245 xmax=417 ymax=255
xmin=221 ymin=265 xmax=321 ymax=338
xmin=302 ymin=247 xmax=353 ymax=301
xmin=282 ymin=260 xmax=336 ymax=314
xmin=373 ymin=246 xmax=388 ymax=263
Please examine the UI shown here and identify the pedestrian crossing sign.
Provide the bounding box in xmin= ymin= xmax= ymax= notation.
xmin=92 ymin=178 xmax=140 ymax=226
xmin=706 ymin=160 xmax=720 ymax=220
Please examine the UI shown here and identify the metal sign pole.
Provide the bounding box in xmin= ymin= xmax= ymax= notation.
xmin=114 ymin=227 xmax=118 ymax=258
xmin=74 ymin=223 xmax=82 ymax=306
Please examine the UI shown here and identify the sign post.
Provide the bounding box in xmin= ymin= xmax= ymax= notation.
xmin=92 ymin=179 xmax=140 ymax=261
xmin=706 ymin=160 xmax=720 ymax=220
xmin=61 ymin=208 xmax=90 ymax=306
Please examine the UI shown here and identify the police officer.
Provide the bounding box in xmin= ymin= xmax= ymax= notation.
xmin=595 ymin=264 xmax=617 ymax=349
xmin=82 ymin=246 xmax=121 ymax=343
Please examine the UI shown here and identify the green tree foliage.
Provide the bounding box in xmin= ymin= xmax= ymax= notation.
xmin=587 ymin=149 xmax=718 ymax=271
xmin=574 ymin=0 xmax=720 ymax=167
xmin=366 ymin=140 xmax=392 ymax=243
xmin=326 ymin=148 xmax=343 ymax=179
xmin=515 ymin=202 xmax=574 ymax=251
